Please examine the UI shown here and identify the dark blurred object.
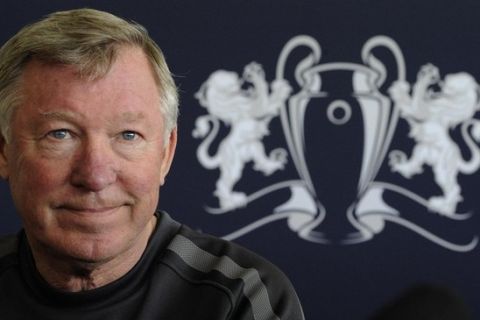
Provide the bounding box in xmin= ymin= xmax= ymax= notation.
xmin=370 ymin=284 xmax=472 ymax=320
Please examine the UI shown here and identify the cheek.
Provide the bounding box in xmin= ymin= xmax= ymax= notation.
xmin=126 ymin=168 xmax=161 ymax=198
xmin=124 ymin=172 xmax=160 ymax=222
xmin=122 ymin=156 xmax=163 ymax=204
xmin=8 ymin=152 xmax=68 ymax=208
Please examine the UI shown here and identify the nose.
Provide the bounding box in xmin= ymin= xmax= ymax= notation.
xmin=70 ymin=137 xmax=118 ymax=191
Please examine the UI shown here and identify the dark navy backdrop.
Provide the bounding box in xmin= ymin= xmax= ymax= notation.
xmin=1 ymin=1 xmax=480 ymax=319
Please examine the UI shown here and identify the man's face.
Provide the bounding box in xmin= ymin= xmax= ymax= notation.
xmin=0 ymin=47 xmax=176 ymax=264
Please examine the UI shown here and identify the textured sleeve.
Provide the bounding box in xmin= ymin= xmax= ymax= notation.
xmin=173 ymin=227 xmax=305 ymax=320
xmin=227 ymin=255 xmax=305 ymax=320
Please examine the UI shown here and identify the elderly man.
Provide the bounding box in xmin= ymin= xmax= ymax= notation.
xmin=0 ymin=8 xmax=304 ymax=319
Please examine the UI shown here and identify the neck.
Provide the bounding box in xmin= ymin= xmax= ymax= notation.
xmin=35 ymin=258 xmax=134 ymax=292
xmin=29 ymin=217 xmax=157 ymax=292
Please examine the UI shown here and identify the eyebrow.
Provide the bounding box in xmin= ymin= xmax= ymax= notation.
xmin=119 ymin=111 xmax=146 ymax=123
xmin=38 ymin=111 xmax=146 ymax=123
xmin=39 ymin=111 xmax=79 ymax=122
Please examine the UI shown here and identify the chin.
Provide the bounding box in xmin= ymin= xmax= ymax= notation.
xmin=39 ymin=228 xmax=130 ymax=264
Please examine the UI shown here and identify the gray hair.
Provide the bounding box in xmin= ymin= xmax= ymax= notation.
xmin=0 ymin=8 xmax=178 ymax=143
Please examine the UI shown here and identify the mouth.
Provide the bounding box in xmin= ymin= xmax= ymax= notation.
xmin=53 ymin=204 xmax=128 ymax=232
xmin=56 ymin=205 xmax=124 ymax=215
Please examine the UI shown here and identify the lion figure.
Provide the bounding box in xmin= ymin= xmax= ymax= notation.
xmin=388 ymin=64 xmax=480 ymax=216
xmin=193 ymin=62 xmax=291 ymax=210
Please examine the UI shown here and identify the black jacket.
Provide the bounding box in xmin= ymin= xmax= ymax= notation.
xmin=0 ymin=212 xmax=304 ymax=320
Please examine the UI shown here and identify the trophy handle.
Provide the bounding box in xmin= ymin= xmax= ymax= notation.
xmin=355 ymin=36 xmax=407 ymax=196
xmin=276 ymin=35 xmax=322 ymax=90
xmin=361 ymin=35 xmax=406 ymax=84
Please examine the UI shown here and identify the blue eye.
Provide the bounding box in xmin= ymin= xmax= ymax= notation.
xmin=122 ymin=131 xmax=137 ymax=141
xmin=48 ymin=129 xmax=69 ymax=140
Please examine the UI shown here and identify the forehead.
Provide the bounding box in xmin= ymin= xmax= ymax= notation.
xmin=16 ymin=47 xmax=162 ymax=123
xmin=20 ymin=46 xmax=157 ymax=93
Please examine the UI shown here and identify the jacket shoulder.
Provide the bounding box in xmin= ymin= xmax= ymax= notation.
xmin=166 ymin=226 xmax=305 ymax=320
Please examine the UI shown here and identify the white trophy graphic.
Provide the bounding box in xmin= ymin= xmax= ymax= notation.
xmin=194 ymin=35 xmax=479 ymax=252
xmin=274 ymin=35 xmax=404 ymax=243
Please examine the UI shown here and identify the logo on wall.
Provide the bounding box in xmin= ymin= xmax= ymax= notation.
xmin=193 ymin=35 xmax=480 ymax=252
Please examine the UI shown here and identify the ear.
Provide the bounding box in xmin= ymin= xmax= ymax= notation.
xmin=0 ymin=135 xmax=10 ymax=180
xmin=159 ymin=127 xmax=177 ymax=186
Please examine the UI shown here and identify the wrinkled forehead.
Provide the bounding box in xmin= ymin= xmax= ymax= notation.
xmin=20 ymin=44 xmax=136 ymax=81
xmin=15 ymin=47 xmax=162 ymax=118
